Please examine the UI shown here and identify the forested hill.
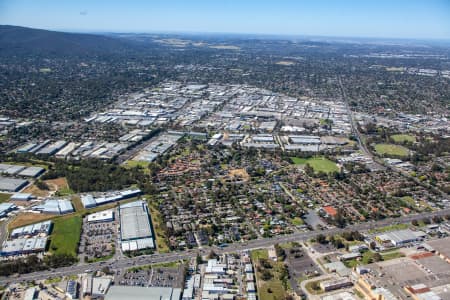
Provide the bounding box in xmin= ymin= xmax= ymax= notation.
xmin=0 ymin=25 xmax=142 ymax=57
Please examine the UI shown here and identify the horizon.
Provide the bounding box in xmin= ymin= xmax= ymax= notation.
xmin=4 ymin=24 xmax=450 ymax=45
xmin=1 ymin=0 xmax=450 ymax=40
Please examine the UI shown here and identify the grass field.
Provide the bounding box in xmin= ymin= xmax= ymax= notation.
xmin=251 ymin=249 xmax=290 ymax=300
xmin=381 ymin=251 xmax=405 ymax=261
xmin=344 ymin=250 xmax=404 ymax=268
xmin=259 ymin=279 xmax=288 ymax=300
xmin=368 ymin=223 xmax=409 ymax=234
xmin=374 ymin=143 xmax=409 ymax=157
xmin=291 ymin=157 xmax=339 ymax=173
xmin=291 ymin=217 xmax=304 ymax=226
xmin=148 ymin=203 xmax=170 ymax=253
xmin=124 ymin=160 xmax=150 ymax=170
xmin=305 ymin=280 xmax=325 ymax=295
xmin=400 ymin=196 xmax=416 ymax=207
xmin=391 ymin=134 xmax=416 ymax=143
xmin=129 ymin=260 xmax=183 ymax=272
xmin=0 ymin=193 xmax=11 ymax=203
xmin=251 ymin=249 xmax=269 ymax=261
xmin=49 ymin=215 xmax=82 ymax=257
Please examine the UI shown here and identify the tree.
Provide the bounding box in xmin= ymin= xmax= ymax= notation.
xmin=208 ymin=250 xmax=218 ymax=259
xmin=196 ymin=254 xmax=203 ymax=265
xmin=35 ymin=180 xmax=49 ymax=190
xmin=372 ymin=252 xmax=383 ymax=262
xmin=316 ymin=234 xmax=327 ymax=244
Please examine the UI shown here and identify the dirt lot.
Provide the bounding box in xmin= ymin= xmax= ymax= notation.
xmin=23 ymin=184 xmax=51 ymax=197
xmin=9 ymin=213 xmax=55 ymax=229
xmin=45 ymin=177 xmax=69 ymax=191
xmin=228 ymin=168 xmax=250 ymax=181
xmin=22 ymin=177 xmax=70 ymax=198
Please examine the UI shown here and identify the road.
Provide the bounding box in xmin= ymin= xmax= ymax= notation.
xmin=338 ymin=76 xmax=376 ymax=161
xmin=0 ymin=218 xmax=12 ymax=247
xmin=1 ymin=208 xmax=449 ymax=285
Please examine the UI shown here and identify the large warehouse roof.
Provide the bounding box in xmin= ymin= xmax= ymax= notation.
xmin=119 ymin=200 xmax=152 ymax=241
xmin=377 ymin=229 xmax=426 ymax=245
xmin=106 ymin=286 xmax=181 ymax=300
xmin=32 ymin=199 xmax=74 ymax=214
xmin=0 ymin=164 xmax=45 ymax=178
xmin=10 ymin=220 xmax=53 ymax=238
xmin=0 ymin=176 xmax=29 ymax=192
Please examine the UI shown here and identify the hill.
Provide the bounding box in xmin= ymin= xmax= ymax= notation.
xmin=0 ymin=25 xmax=140 ymax=57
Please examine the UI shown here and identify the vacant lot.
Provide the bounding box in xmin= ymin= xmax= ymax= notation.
xmin=149 ymin=203 xmax=170 ymax=253
xmin=291 ymin=157 xmax=339 ymax=173
xmin=46 ymin=177 xmax=73 ymax=196
xmin=23 ymin=184 xmax=51 ymax=197
xmin=49 ymin=215 xmax=82 ymax=257
xmin=374 ymin=143 xmax=409 ymax=157
xmin=251 ymin=249 xmax=290 ymax=300
xmin=9 ymin=213 xmax=54 ymax=229
xmin=391 ymin=134 xmax=416 ymax=143
xmin=228 ymin=168 xmax=250 ymax=181
xmin=22 ymin=177 xmax=72 ymax=198
xmin=124 ymin=160 xmax=150 ymax=172
xmin=344 ymin=250 xmax=405 ymax=268
xmin=368 ymin=223 xmax=408 ymax=234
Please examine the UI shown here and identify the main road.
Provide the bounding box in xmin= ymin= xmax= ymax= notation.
xmin=1 ymin=208 xmax=449 ymax=285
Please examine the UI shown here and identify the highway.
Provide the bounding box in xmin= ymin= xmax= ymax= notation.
xmin=1 ymin=207 xmax=449 ymax=285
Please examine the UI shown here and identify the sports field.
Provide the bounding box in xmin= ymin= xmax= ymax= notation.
xmin=390 ymin=134 xmax=416 ymax=143
xmin=374 ymin=143 xmax=409 ymax=157
xmin=291 ymin=157 xmax=339 ymax=173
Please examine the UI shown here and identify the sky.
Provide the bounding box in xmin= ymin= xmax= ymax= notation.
xmin=1 ymin=0 xmax=450 ymax=39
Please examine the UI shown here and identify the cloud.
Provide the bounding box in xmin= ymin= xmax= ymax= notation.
xmin=80 ymin=10 xmax=88 ymax=16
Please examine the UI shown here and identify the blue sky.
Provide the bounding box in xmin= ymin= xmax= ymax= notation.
xmin=1 ymin=0 xmax=449 ymax=39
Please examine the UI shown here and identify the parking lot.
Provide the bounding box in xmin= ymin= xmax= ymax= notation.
xmin=287 ymin=246 xmax=322 ymax=278
xmin=118 ymin=265 xmax=184 ymax=288
xmin=78 ymin=210 xmax=118 ymax=262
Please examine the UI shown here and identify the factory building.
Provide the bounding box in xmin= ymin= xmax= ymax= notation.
xmin=0 ymin=203 xmax=17 ymax=217
xmin=32 ymin=199 xmax=74 ymax=214
xmin=0 ymin=176 xmax=29 ymax=192
xmin=106 ymin=286 xmax=181 ymax=300
xmin=10 ymin=220 xmax=53 ymax=238
xmin=80 ymin=188 xmax=141 ymax=208
xmin=87 ymin=210 xmax=114 ymax=223
xmin=10 ymin=193 xmax=34 ymax=201
xmin=1 ymin=236 xmax=48 ymax=256
xmin=320 ymin=278 xmax=353 ymax=292
xmin=119 ymin=200 xmax=154 ymax=252
xmin=376 ymin=229 xmax=427 ymax=247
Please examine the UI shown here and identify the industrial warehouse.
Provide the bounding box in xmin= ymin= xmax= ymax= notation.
xmin=0 ymin=163 xmax=45 ymax=178
xmin=32 ymin=199 xmax=74 ymax=215
xmin=10 ymin=220 xmax=53 ymax=238
xmin=1 ymin=237 xmax=48 ymax=257
xmin=119 ymin=200 xmax=154 ymax=252
xmin=376 ymin=229 xmax=427 ymax=247
xmin=0 ymin=176 xmax=28 ymax=192
xmin=80 ymin=188 xmax=142 ymax=208
xmin=1 ymin=221 xmax=52 ymax=257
